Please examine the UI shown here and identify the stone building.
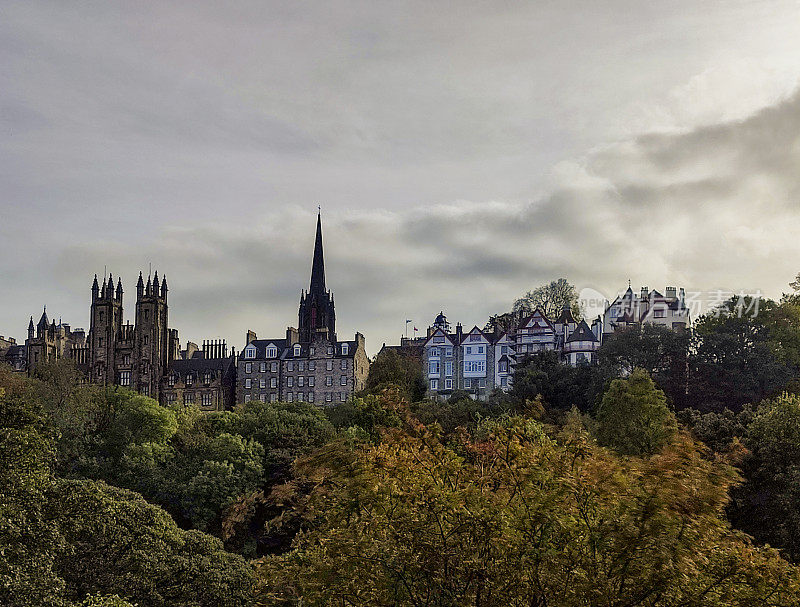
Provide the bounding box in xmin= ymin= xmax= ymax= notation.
xmin=237 ymin=213 xmax=369 ymax=405
xmin=24 ymin=308 xmax=88 ymax=374
xmin=160 ymin=340 xmax=237 ymax=411
xmin=86 ymin=271 xmax=180 ymax=398
xmin=1 ymin=334 xmax=27 ymax=372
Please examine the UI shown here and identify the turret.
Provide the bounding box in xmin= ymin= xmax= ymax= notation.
xmin=161 ymin=275 xmax=168 ymax=302
xmin=101 ymin=275 xmax=107 ymax=299
xmin=107 ymin=273 xmax=113 ymax=300
xmin=116 ymin=277 xmax=123 ymax=302
xmin=28 ymin=316 xmax=34 ymax=340
xmin=153 ymin=271 xmax=159 ymax=297
xmin=136 ymin=271 xmax=144 ymax=299
xmin=145 ymin=275 xmax=152 ymax=296
xmin=91 ymin=274 xmax=99 ymax=301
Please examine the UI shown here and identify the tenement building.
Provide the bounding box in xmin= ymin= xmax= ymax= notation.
xmin=160 ymin=340 xmax=237 ymax=412
xmin=237 ymin=213 xmax=369 ymax=405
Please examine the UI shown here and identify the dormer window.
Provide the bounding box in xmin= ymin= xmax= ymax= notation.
xmin=244 ymin=346 xmax=256 ymax=359
xmin=266 ymin=346 xmax=277 ymax=358
xmin=341 ymin=344 xmax=349 ymax=355
xmin=327 ymin=346 xmax=334 ymax=355
xmin=294 ymin=344 xmax=302 ymax=357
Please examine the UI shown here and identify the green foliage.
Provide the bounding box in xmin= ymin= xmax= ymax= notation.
xmin=510 ymin=350 xmax=603 ymax=412
xmin=689 ymin=297 xmax=800 ymax=411
xmin=364 ymin=348 xmax=426 ymax=402
xmin=598 ymin=323 xmax=690 ymax=408
xmin=48 ymin=479 xmax=255 ymax=607
xmin=260 ymin=408 xmax=800 ymax=605
xmin=596 ymin=369 xmax=677 ymax=456
xmin=414 ymin=392 xmax=512 ymax=436
xmin=324 ymin=393 xmax=401 ymax=439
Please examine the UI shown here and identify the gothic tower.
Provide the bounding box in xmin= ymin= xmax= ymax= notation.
xmin=298 ymin=212 xmax=336 ymax=343
xmin=88 ymin=273 xmax=124 ymax=385
xmin=133 ymin=271 xmax=170 ymax=398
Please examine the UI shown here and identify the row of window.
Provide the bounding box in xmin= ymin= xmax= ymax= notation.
xmin=167 ymin=372 xmax=214 ymax=386
xmin=430 ymin=377 xmax=506 ymax=390
xmin=164 ymin=392 xmax=215 ymax=406
xmin=428 ymin=345 xmax=511 ymax=357
xmin=243 ymin=359 xmax=347 ymax=374
xmin=243 ymin=391 xmax=349 ymax=404
xmin=244 ymin=375 xmax=348 ymax=389
xmin=244 ymin=344 xmax=350 ymax=359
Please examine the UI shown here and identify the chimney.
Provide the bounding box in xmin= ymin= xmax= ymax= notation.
xmin=640 ymin=286 xmax=649 ymax=301
xmin=286 ymin=326 xmax=299 ymax=345
xmin=246 ymin=330 xmax=257 ymax=345
xmin=665 ymin=286 xmax=677 ymax=299
xmin=455 ymin=322 xmax=463 ymax=344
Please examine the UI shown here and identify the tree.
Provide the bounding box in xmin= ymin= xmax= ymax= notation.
xmin=48 ymin=479 xmax=256 ymax=607
xmin=364 ymin=348 xmax=426 ymax=402
xmin=689 ymin=297 xmax=798 ymax=412
xmin=596 ymin=369 xmax=677 ymax=456
xmin=728 ymin=394 xmax=800 ymax=562
xmin=598 ymin=324 xmax=689 ymax=408
xmin=513 ymin=278 xmax=581 ymax=319
xmin=260 ymin=407 xmax=800 ymax=605
xmin=510 ymin=350 xmax=602 ymax=412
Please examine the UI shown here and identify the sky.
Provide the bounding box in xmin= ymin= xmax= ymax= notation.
xmin=3 ymin=0 xmax=800 ymax=355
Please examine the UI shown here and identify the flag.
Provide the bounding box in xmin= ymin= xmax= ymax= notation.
xmin=414 ymin=327 xmax=418 ymax=332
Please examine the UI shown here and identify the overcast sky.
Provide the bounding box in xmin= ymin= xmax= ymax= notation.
xmin=3 ymin=1 xmax=800 ymax=354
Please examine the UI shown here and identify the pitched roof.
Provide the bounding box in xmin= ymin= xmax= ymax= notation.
xmin=566 ymin=320 xmax=598 ymax=343
xmin=554 ymin=305 xmax=576 ymax=325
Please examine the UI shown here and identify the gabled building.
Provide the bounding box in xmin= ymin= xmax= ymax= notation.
xmin=161 ymin=340 xmax=236 ymax=411
xmin=236 ymin=213 xmax=369 ymax=405
xmin=25 ymin=307 xmax=88 ymax=374
xmin=603 ymin=285 xmax=690 ymax=336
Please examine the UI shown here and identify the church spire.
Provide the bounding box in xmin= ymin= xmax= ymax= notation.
xmin=309 ymin=210 xmax=326 ymax=295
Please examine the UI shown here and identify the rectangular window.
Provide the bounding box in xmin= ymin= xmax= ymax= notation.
xmin=271 ymin=362 xmax=278 ymax=372
xmin=429 ymin=347 xmax=439 ymax=357
xmin=260 ymin=362 xmax=266 ymax=372
xmin=245 ymin=362 xmax=252 ymax=373
xmin=186 ymin=375 xmax=193 ymax=386
xmin=465 ymin=346 xmax=471 ymax=354
xmin=445 ymin=378 xmax=452 ymax=389
xmin=340 ymin=375 xmax=347 ymax=385
xmin=244 ymin=378 xmax=251 ymax=388
xmin=287 ymin=392 xmax=293 ymax=402
xmin=202 ymin=393 xmax=213 ymax=407
xmin=260 ymin=393 xmax=266 ymax=402
xmin=433 ymin=336 xmax=444 ymax=344
xmin=270 ymin=377 xmax=277 ymax=388
xmin=470 ymin=334 xmax=481 ymax=341
xmin=445 ymin=347 xmax=453 ymax=357
xmin=165 ymin=393 xmax=176 ymax=404
xmin=654 ymin=308 xmax=666 ymax=318
xmin=299 ymin=361 xmax=305 ymax=371
xmin=298 ymin=376 xmax=304 ymax=387
xmin=287 ymin=377 xmax=294 ymax=387
xmin=477 ymin=346 xmax=484 ymax=354
xmin=464 ymin=379 xmax=471 ymax=388
xmin=340 ymin=392 xmax=346 ymax=402
xmin=308 ymin=376 xmax=315 ymax=387
xmin=429 ymin=360 xmax=440 ymax=375
xmin=445 ymin=361 xmax=452 ymax=376
xmin=184 ymin=392 xmax=194 ymax=404
xmin=326 ymin=376 xmax=333 ymax=386
xmin=287 ymin=362 xmax=294 ymax=372
xmin=244 ymin=394 xmax=251 ymax=403
xmin=270 ymin=393 xmax=277 ymax=402
xmin=430 ymin=379 xmax=439 ymax=390
xmin=169 ymin=374 xmax=176 ymax=387
xmin=341 ymin=344 xmax=349 ymax=355
xmin=98 ymin=337 xmax=104 ymax=347
xmin=326 ymin=392 xmax=333 ymax=402
xmin=340 ymin=360 xmax=347 ymax=370
xmin=260 ymin=379 xmax=266 ymax=389
xmin=309 ymin=361 xmax=316 ymax=371
xmin=297 ymin=392 xmax=304 ymax=402
xmin=326 ymin=360 xmax=333 ymax=371
xmin=501 ymin=377 xmax=508 ymax=387
xmin=478 ymin=378 xmax=485 ymax=388
xmin=308 ymin=392 xmax=314 ymax=402
xmin=119 ymin=371 xmax=130 ymax=386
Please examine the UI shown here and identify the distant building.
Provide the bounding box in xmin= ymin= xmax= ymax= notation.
xmin=603 ymin=286 xmax=690 ymax=336
xmin=236 ymin=213 xmax=369 ymax=405
xmin=161 ymin=340 xmax=237 ymax=411
xmin=1 ymin=334 xmax=27 ymax=372
xmin=24 ymin=308 xmax=88 ymax=374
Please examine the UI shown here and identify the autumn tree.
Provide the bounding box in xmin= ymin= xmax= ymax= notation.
xmin=259 ymin=410 xmax=800 ymax=606
xmin=364 ymin=348 xmax=426 ymax=402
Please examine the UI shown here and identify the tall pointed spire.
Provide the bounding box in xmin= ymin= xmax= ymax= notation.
xmin=310 ymin=210 xmax=326 ymax=295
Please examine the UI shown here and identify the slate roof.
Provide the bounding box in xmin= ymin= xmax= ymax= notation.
xmin=566 ymin=320 xmax=598 ymax=343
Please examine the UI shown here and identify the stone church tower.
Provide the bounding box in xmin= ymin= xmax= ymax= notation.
xmin=88 ymin=273 xmax=124 ymax=384
xmin=298 ymin=212 xmax=336 ymax=343
xmin=133 ymin=271 xmax=171 ymax=397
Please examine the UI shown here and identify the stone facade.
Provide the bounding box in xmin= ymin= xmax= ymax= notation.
xmin=24 ymin=309 xmax=88 ymax=374
xmin=160 ymin=340 xmax=237 ymax=412
xmin=236 ymin=213 xmax=369 ymax=406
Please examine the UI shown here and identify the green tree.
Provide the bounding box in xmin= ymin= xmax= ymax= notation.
xmin=689 ymin=297 xmax=797 ymax=412
xmin=364 ymin=348 xmax=426 ymax=402
xmin=260 ymin=407 xmax=800 ymax=605
xmin=596 ymin=369 xmax=677 ymax=456
xmin=510 ymin=350 xmax=602 ymax=412
xmin=48 ymin=479 xmax=256 ymax=607
xmin=513 ymin=278 xmax=581 ymax=319
xmin=598 ymin=323 xmax=689 ymax=408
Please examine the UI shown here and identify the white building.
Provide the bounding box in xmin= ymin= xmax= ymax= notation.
xmin=603 ymin=286 xmax=690 ymax=337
